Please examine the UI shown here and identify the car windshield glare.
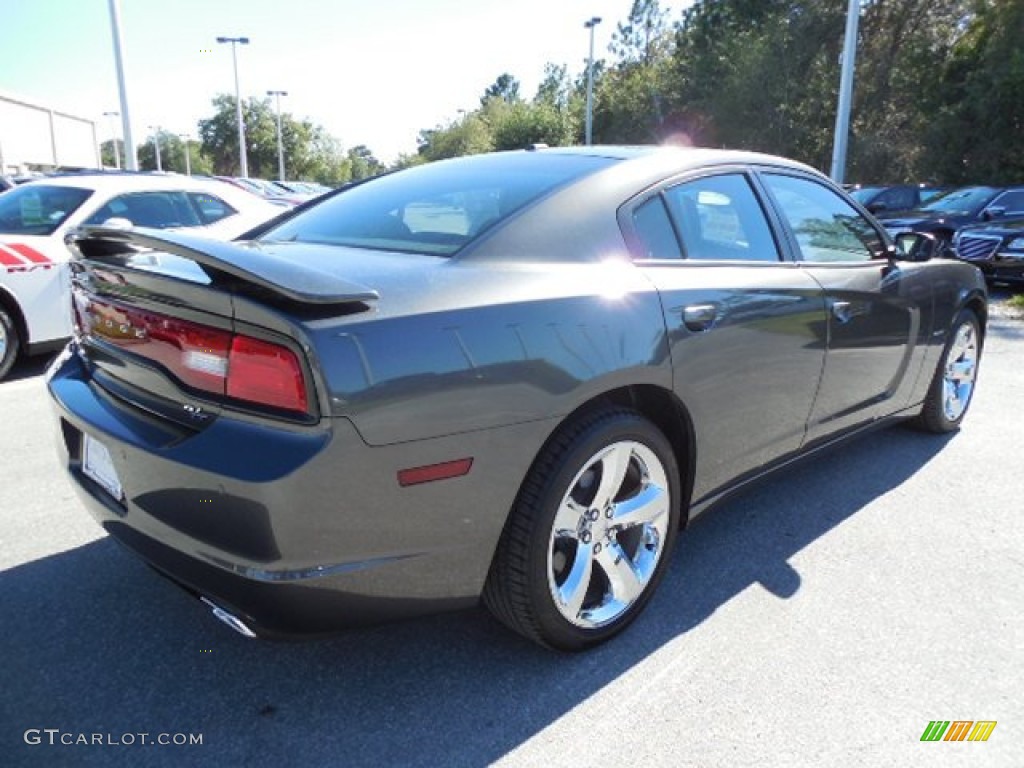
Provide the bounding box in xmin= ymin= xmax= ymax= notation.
xmin=260 ymin=152 xmax=616 ymax=256
xmin=921 ymin=186 xmax=997 ymax=215
xmin=0 ymin=184 xmax=93 ymax=236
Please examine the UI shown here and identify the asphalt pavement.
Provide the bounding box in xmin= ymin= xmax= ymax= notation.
xmin=1 ymin=311 xmax=1021 ymax=768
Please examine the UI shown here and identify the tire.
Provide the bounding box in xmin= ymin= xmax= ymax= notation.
xmin=915 ymin=308 xmax=981 ymax=433
xmin=483 ymin=408 xmax=681 ymax=651
xmin=0 ymin=308 xmax=19 ymax=382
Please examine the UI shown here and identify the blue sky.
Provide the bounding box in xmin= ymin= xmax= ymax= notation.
xmin=1 ymin=0 xmax=693 ymax=163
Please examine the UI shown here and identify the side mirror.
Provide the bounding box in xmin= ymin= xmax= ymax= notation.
xmin=893 ymin=231 xmax=938 ymax=262
xmin=101 ymin=216 xmax=134 ymax=230
xmin=982 ymin=206 xmax=1006 ymax=221
xmin=867 ymin=202 xmax=887 ymax=214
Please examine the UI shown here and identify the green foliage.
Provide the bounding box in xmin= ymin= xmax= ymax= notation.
xmin=195 ymin=94 xmax=370 ymax=184
xmin=481 ymin=73 xmax=522 ymax=105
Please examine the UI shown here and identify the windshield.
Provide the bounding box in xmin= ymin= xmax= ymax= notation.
xmin=921 ymin=186 xmax=997 ymax=215
xmin=849 ymin=187 xmax=884 ymax=203
xmin=0 ymin=184 xmax=93 ymax=236
xmin=261 ymin=152 xmax=616 ymax=256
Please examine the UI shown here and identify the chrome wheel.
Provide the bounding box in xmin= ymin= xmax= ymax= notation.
xmin=941 ymin=321 xmax=978 ymax=422
xmin=546 ymin=440 xmax=671 ymax=629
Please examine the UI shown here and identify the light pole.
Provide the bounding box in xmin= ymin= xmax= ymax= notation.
xmin=217 ymin=35 xmax=250 ymax=177
xmin=106 ymin=0 xmax=137 ymax=169
xmin=179 ymin=134 xmax=192 ymax=176
xmin=103 ymin=110 xmax=120 ymax=169
xmin=830 ymin=0 xmax=861 ymax=183
xmin=584 ymin=16 xmax=602 ymax=146
xmin=267 ymin=90 xmax=288 ymax=180
xmin=148 ymin=126 xmax=162 ymax=171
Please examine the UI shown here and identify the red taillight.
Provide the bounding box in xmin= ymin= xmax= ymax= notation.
xmin=227 ymin=335 xmax=308 ymax=412
xmin=82 ymin=295 xmax=309 ymax=414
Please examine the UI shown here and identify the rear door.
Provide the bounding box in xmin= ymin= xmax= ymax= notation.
xmin=625 ymin=169 xmax=828 ymax=503
xmin=757 ymin=171 xmax=933 ymax=444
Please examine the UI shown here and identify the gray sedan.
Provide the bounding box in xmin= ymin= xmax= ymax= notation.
xmin=48 ymin=146 xmax=986 ymax=650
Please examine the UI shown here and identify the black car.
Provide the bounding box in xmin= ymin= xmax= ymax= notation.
xmin=876 ymin=185 xmax=1024 ymax=255
xmin=953 ymin=218 xmax=1024 ymax=286
xmin=847 ymin=184 xmax=946 ymax=215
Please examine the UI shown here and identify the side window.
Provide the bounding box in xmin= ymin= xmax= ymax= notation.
xmin=763 ymin=173 xmax=884 ymax=263
xmin=662 ymin=174 xmax=780 ymax=261
xmin=879 ymin=186 xmax=915 ymax=211
xmin=990 ymin=190 xmax=1024 ymax=215
xmin=85 ymin=192 xmax=200 ymax=229
xmin=188 ymin=193 xmax=237 ymax=225
xmin=631 ymin=196 xmax=681 ymax=259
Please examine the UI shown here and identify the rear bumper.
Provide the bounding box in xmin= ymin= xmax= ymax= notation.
xmin=47 ymin=344 xmax=546 ymax=636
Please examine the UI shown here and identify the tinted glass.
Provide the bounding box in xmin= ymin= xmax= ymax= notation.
xmin=922 ymin=186 xmax=997 ymax=214
xmin=764 ymin=174 xmax=883 ymax=262
xmin=632 ymin=197 xmax=681 ymax=259
xmin=261 ymin=153 xmax=616 ymax=256
xmin=0 ymin=184 xmax=92 ymax=235
xmin=990 ymin=189 xmax=1024 ymax=214
xmin=663 ymin=174 xmax=780 ymax=261
xmin=84 ymin=191 xmax=202 ymax=229
xmin=849 ymin=187 xmax=884 ymax=203
xmin=188 ymin=192 xmax=237 ymax=224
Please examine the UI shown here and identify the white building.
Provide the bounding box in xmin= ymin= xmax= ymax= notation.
xmin=0 ymin=90 xmax=101 ymax=174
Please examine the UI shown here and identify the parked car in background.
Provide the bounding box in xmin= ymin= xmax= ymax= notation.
xmin=48 ymin=146 xmax=986 ymax=650
xmin=213 ymin=176 xmax=299 ymax=207
xmin=0 ymin=173 xmax=280 ymax=379
xmin=847 ymin=183 xmax=946 ymax=215
xmin=953 ymin=218 xmax=1024 ymax=286
xmin=876 ymin=184 xmax=1024 ymax=255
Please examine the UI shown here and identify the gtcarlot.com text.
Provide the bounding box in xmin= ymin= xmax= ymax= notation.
xmin=24 ymin=729 xmax=203 ymax=746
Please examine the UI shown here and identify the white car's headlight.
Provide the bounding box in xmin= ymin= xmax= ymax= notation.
xmin=1005 ymin=236 xmax=1024 ymax=251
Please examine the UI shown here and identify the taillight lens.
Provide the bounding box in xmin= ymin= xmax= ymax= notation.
xmin=227 ymin=335 xmax=308 ymax=412
xmin=80 ymin=295 xmax=310 ymax=414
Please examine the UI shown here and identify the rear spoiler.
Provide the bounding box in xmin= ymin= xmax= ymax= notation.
xmin=66 ymin=226 xmax=379 ymax=306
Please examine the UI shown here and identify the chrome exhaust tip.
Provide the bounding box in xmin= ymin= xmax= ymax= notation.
xmin=200 ymin=597 xmax=257 ymax=638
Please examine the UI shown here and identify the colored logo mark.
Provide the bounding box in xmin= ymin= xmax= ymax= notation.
xmin=920 ymin=720 xmax=997 ymax=742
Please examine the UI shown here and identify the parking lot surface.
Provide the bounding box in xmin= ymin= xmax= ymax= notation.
xmin=2 ymin=313 xmax=1021 ymax=767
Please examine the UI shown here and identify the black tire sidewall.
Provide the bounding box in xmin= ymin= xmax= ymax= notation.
xmin=922 ymin=309 xmax=981 ymax=432
xmin=0 ymin=308 xmax=19 ymax=381
xmin=522 ymin=411 xmax=681 ymax=650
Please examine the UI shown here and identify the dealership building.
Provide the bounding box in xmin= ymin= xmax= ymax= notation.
xmin=0 ymin=89 xmax=101 ymax=174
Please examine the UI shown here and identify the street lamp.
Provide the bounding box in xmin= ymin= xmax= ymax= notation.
xmin=266 ymin=89 xmax=288 ymax=181
xmin=102 ymin=110 xmax=120 ymax=169
xmin=830 ymin=0 xmax=861 ymax=183
xmin=106 ymin=0 xmax=137 ymax=169
xmin=584 ymin=16 xmax=602 ymax=146
xmin=148 ymin=125 xmax=162 ymax=171
xmin=216 ymin=35 xmax=250 ymax=177
xmin=179 ymin=134 xmax=192 ymax=176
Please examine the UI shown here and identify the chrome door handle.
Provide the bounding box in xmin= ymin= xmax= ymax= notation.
xmin=831 ymin=300 xmax=853 ymax=324
xmin=682 ymin=303 xmax=718 ymax=332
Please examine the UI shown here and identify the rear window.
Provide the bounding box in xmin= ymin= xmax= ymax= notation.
xmin=260 ymin=152 xmax=615 ymax=256
xmin=0 ymin=184 xmax=93 ymax=236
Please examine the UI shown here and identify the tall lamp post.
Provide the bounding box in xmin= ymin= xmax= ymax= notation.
xmin=179 ymin=134 xmax=192 ymax=176
xmin=216 ymin=35 xmax=250 ymax=177
xmin=106 ymin=0 xmax=137 ymax=169
xmin=267 ymin=89 xmax=288 ymax=181
xmin=102 ymin=110 xmax=120 ymax=169
xmin=830 ymin=0 xmax=861 ymax=183
xmin=584 ymin=16 xmax=602 ymax=146
xmin=148 ymin=126 xmax=162 ymax=171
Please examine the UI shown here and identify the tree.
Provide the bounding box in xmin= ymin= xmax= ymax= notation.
xmin=196 ymin=94 xmax=358 ymax=183
xmin=481 ymin=73 xmax=522 ymax=105
xmin=924 ymin=0 xmax=1024 ymax=183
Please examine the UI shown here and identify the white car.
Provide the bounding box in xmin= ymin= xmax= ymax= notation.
xmin=0 ymin=173 xmax=282 ymax=379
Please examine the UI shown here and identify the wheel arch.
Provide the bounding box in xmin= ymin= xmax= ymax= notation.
xmin=547 ymin=384 xmax=697 ymax=528
xmin=0 ymin=284 xmax=28 ymax=354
